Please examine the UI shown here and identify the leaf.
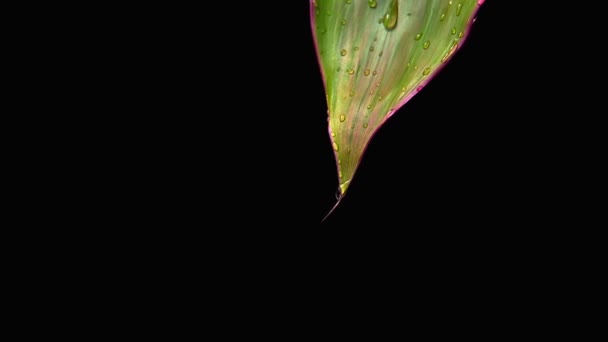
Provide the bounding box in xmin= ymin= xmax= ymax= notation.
xmin=311 ymin=0 xmax=484 ymax=206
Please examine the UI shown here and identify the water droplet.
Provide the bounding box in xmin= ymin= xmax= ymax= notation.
xmin=382 ymin=0 xmax=399 ymax=31
xmin=340 ymin=49 xmax=347 ymax=56
xmin=423 ymin=67 xmax=431 ymax=75
xmin=347 ymin=68 xmax=355 ymax=75
xmin=451 ymin=27 xmax=457 ymax=35
xmin=341 ymin=19 xmax=347 ymax=25
xmin=339 ymin=171 xmax=343 ymax=178
xmin=440 ymin=13 xmax=446 ymax=21
xmin=354 ymin=46 xmax=359 ymax=51
xmin=415 ymin=33 xmax=423 ymax=40
xmin=456 ymin=2 xmax=463 ymax=16
xmin=346 ymin=0 xmax=352 ymax=4
xmin=347 ymin=147 xmax=351 ymax=153
xmin=321 ymin=28 xmax=326 ymax=34
xmin=364 ymin=69 xmax=370 ymax=76
xmin=333 ymin=142 xmax=339 ymax=151
xmin=339 ymin=114 xmax=346 ymax=122
xmin=369 ymin=46 xmax=375 ymax=52
xmin=372 ymin=70 xmax=377 ymax=76
xmin=349 ymin=90 xmax=355 ymax=97
xmin=375 ymin=81 xmax=381 ymax=87
xmin=379 ymin=51 xmax=383 ymax=57
xmin=449 ymin=0 xmax=453 ymax=5
xmin=458 ymin=31 xmax=464 ymax=38
xmin=423 ymin=40 xmax=430 ymax=49
xmin=401 ymin=86 xmax=407 ymax=92
xmin=338 ymin=159 xmax=341 ymax=165
xmin=313 ymin=0 xmax=318 ymax=8
xmin=367 ymin=104 xmax=372 ymax=110
xmin=378 ymin=95 xmax=383 ymax=101
xmin=368 ymin=0 xmax=377 ymax=8
xmin=451 ymin=39 xmax=459 ymax=50
xmin=331 ymin=132 xmax=336 ymax=137
xmin=363 ymin=123 xmax=369 ymax=128
xmin=442 ymin=41 xmax=458 ymax=63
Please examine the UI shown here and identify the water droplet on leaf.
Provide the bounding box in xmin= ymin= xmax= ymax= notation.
xmin=382 ymin=0 xmax=399 ymax=31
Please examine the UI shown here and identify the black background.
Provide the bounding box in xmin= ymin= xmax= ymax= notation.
xmin=28 ymin=1 xmax=601 ymax=313
xmin=15 ymin=1 xmax=602 ymax=317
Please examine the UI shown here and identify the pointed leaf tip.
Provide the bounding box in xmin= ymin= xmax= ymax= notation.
xmin=313 ymin=0 xmax=483 ymax=203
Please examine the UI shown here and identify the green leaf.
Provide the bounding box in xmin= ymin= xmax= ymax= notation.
xmin=312 ymin=0 xmax=484 ymax=200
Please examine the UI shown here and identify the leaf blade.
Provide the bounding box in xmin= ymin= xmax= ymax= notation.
xmin=312 ymin=0 xmax=483 ymax=196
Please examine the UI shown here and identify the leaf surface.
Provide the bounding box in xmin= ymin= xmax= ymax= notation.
xmin=312 ymin=0 xmax=484 ymax=198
